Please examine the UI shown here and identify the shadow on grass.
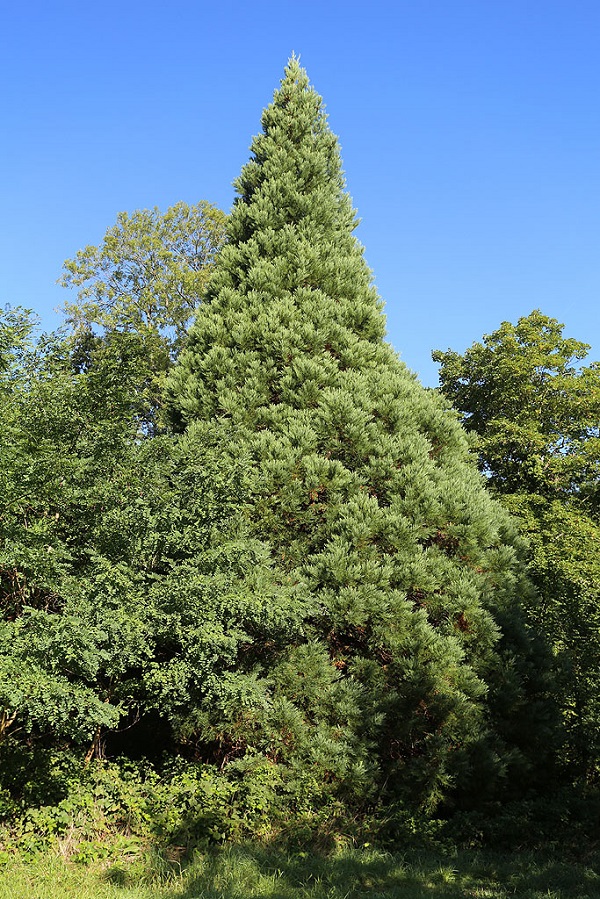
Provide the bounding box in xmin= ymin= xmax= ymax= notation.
xmin=147 ymin=844 xmax=600 ymax=899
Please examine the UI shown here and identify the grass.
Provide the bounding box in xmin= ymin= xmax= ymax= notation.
xmin=1 ymin=844 xmax=599 ymax=899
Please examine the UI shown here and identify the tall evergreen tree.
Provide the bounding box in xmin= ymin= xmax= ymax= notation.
xmin=169 ymin=60 xmax=554 ymax=816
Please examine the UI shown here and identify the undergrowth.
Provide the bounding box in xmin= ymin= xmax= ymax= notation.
xmin=1 ymin=756 xmax=599 ymax=898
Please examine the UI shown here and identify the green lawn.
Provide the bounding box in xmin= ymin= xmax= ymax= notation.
xmin=1 ymin=845 xmax=599 ymax=899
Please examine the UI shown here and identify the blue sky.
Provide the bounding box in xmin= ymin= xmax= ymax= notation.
xmin=2 ymin=1 xmax=598 ymax=385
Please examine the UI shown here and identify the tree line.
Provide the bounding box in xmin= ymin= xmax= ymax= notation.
xmin=1 ymin=59 xmax=598 ymax=847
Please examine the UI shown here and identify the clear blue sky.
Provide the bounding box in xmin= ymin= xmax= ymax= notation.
xmin=2 ymin=1 xmax=598 ymax=385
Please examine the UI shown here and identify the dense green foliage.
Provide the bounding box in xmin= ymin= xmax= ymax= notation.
xmin=434 ymin=311 xmax=600 ymax=781
xmin=168 ymin=59 xmax=555 ymax=819
xmin=1 ymin=60 xmax=597 ymax=868
xmin=0 ymin=309 xmax=299 ymax=797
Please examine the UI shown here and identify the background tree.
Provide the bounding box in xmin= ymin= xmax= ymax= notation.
xmin=169 ymin=60 xmax=555 ymax=819
xmin=60 ymin=202 xmax=227 ymax=432
xmin=61 ymin=201 xmax=226 ymax=351
xmin=434 ymin=310 xmax=600 ymax=782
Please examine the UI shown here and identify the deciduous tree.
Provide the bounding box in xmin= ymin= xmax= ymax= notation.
xmin=60 ymin=202 xmax=227 ymax=433
xmin=435 ymin=311 xmax=600 ymax=781
xmin=61 ymin=201 xmax=227 ymax=352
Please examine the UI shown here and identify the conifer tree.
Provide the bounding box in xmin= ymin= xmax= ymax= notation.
xmin=169 ymin=60 xmax=553 ymax=815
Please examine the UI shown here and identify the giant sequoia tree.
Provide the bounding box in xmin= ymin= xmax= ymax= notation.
xmin=169 ymin=60 xmax=554 ymax=814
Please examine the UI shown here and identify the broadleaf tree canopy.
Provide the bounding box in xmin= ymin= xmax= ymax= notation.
xmin=435 ymin=311 xmax=600 ymax=781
